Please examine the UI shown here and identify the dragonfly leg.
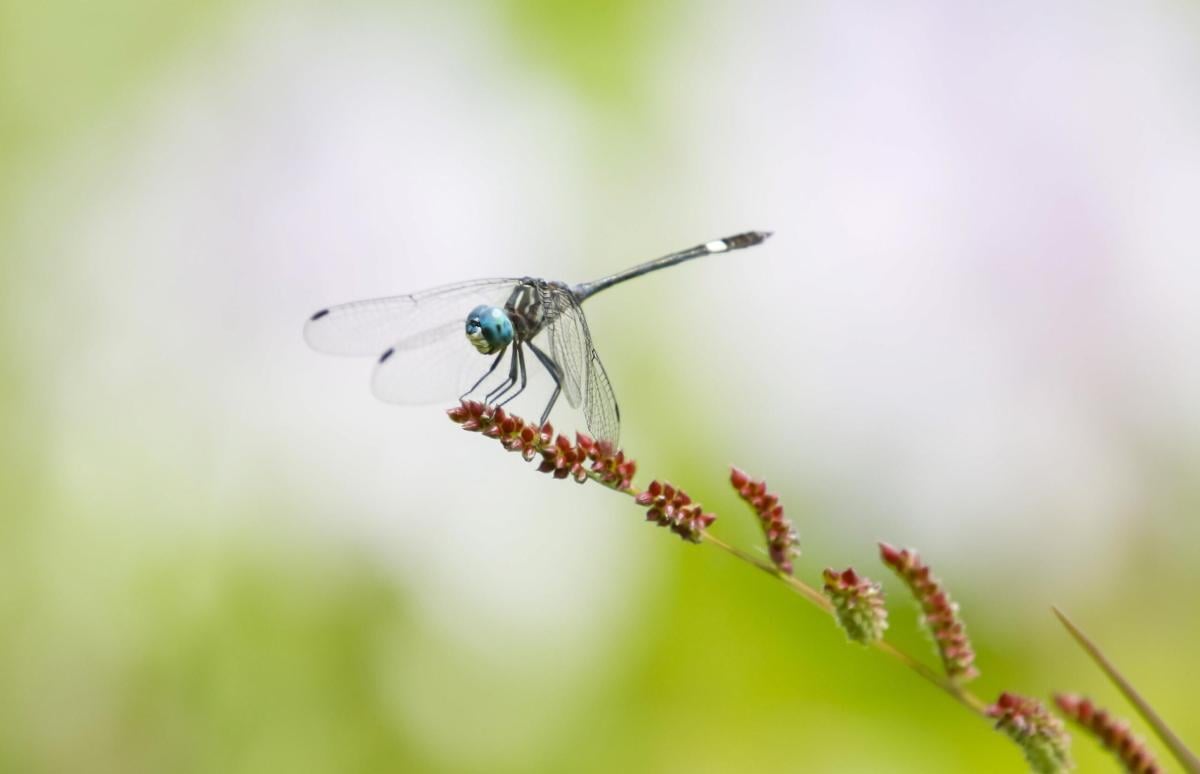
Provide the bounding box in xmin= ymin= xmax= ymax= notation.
xmin=461 ymin=347 xmax=508 ymax=400
xmin=486 ymin=345 xmax=521 ymax=404
xmin=498 ymin=344 xmax=529 ymax=407
xmin=526 ymin=341 xmax=562 ymax=428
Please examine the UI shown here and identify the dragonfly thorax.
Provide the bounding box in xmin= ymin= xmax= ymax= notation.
xmin=465 ymin=305 xmax=515 ymax=354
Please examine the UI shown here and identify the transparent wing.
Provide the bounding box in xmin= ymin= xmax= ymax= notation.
xmin=583 ymin=348 xmax=620 ymax=445
xmin=541 ymin=288 xmax=621 ymax=444
xmin=544 ymin=288 xmax=589 ymax=409
xmin=304 ymin=278 xmax=519 ymax=357
xmin=371 ymin=319 xmax=503 ymax=404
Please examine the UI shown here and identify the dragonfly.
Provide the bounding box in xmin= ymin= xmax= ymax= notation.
xmin=305 ymin=231 xmax=772 ymax=444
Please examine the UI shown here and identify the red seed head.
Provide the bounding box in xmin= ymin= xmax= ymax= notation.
xmin=823 ymin=566 xmax=888 ymax=644
xmin=987 ymin=692 xmax=1072 ymax=773
xmin=879 ymin=543 xmax=978 ymax=682
xmin=1054 ymin=694 xmax=1160 ymax=773
xmin=730 ymin=467 xmax=800 ymax=574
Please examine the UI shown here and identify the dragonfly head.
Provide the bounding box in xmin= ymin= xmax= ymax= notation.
xmin=465 ymin=305 xmax=514 ymax=354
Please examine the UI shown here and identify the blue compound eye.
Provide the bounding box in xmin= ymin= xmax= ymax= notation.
xmin=465 ymin=305 xmax=514 ymax=354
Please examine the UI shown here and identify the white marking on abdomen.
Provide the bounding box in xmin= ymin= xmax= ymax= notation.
xmin=705 ymin=240 xmax=728 ymax=253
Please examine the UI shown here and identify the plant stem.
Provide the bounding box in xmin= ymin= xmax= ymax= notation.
xmin=700 ymin=529 xmax=988 ymax=716
xmin=700 ymin=530 xmax=831 ymax=609
xmin=1053 ymin=607 xmax=1199 ymax=773
xmin=590 ymin=470 xmax=991 ymax=718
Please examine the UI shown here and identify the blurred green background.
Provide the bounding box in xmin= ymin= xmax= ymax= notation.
xmin=4 ymin=1 xmax=1200 ymax=771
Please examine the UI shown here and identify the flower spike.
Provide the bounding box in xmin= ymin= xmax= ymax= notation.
xmin=449 ymin=401 xmax=634 ymax=488
xmin=988 ymin=692 xmax=1073 ymax=773
xmin=879 ymin=543 xmax=978 ymax=682
xmin=1054 ymin=694 xmax=1161 ymax=773
xmin=730 ymin=467 xmax=800 ymax=574
xmin=577 ymin=434 xmax=637 ymax=491
xmin=537 ymin=433 xmax=589 ymax=481
xmin=823 ymin=568 xmax=888 ymax=644
xmin=635 ymin=480 xmax=716 ymax=543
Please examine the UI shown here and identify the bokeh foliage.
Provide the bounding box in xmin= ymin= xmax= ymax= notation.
xmin=2 ymin=1 xmax=1197 ymax=772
